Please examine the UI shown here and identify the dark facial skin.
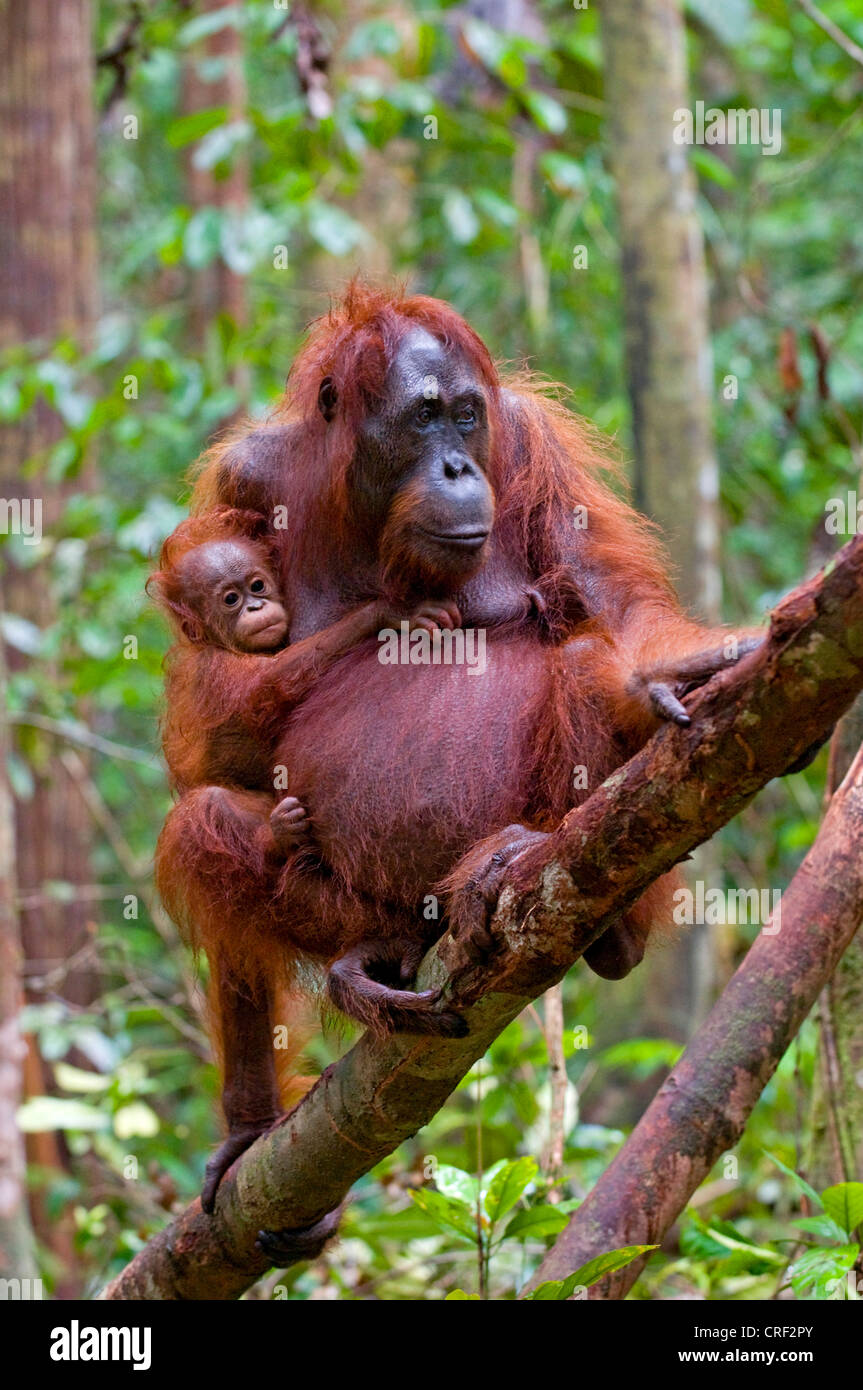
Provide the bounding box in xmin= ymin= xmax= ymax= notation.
xmin=320 ymin=327 xmax=495 ymax=592
xmin=177 ymin=539 xmax=288 ymax=652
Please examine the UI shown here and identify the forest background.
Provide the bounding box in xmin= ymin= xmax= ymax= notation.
xmin=2 ymin=0 xmax=862 ymax=1300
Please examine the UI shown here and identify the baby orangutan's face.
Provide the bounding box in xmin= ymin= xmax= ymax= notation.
xmin=180 ymin=539 xmax=288 ymax=652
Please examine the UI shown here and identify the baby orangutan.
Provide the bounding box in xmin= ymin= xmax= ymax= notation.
xmin=151 ymin=508 xmax=462 ymax=872
xmin=161 ymin=525 xmax=311 ymax=855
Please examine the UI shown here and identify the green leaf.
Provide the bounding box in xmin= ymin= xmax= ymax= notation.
xmin=473 ymin=189 xmax=519 ymax=228
xmin=790 ymin=1244 xmax=859 ymax=1299
xmin=484 ymin=1157 xmax=538 ymax=1225
xmin=821 ymin=1183 xmax=863 ymax=1238
xmin=792 ymin=1214 xmax=851 ymax=1244
xmin=7 ymin=751 xmax=34 ymax=800
xmin=183 ymin=208 xmax=222 ymax=269
xmin=344 ymin=20 xmax=401 ymax=60
xmin=692 ymin=149 xmax=736 ymax=189
xmin=17 ymin=1096 xmax=109 ymax=1132
xmin=442 ymin=190 xmax=479 ymax=245
xmin=503 ymin=1204 xmax=569 ymax=1241
xmin=307 ymin=202 xmax=366 ymax=256
xmin=568 ymin=1123 xmax=625 ymax=1156
xmin=566 ymin=1245 xmax=658 ymax=1290
xmin=765 ymin=1150 xmax=823 ymax=1212
xmin=597 ymin=1037 xmax=683 ymax=1076
xmin=522 ymin=91 xmax=567 ymax=136
xmin=166 ymin=107 xmax=229 ymax=149
xmin=220 ymin=208 xmax=278 ymax=275
xmin=434 ymin=1165 xmax=478 ymax=1205
xmin=192 ymin=119 xmax=252 ymax=171
xmin=113 ymin=1102 xmax=160 ymax=1140
xmin=525 ymin=1279 xmax=567 ymax=1300
xmin=54 ymin=1063 xmax=110 ymax=1094
xmin=540 ymin=153 xmax=585 ymax=195
xmin=684 ymin=1214 xmax=783 ymax=1266
xmin=445 ymin=1289 xmax=480 ymax=1300
xmin=685 ymin=0 xmax=751 ymax=46
xmin=1 ymin=613 xmax=43 ymax=655
xmin=525 ymin=1245 xmax=658 ymax=1300
xmin=409 ymin=1189 xmax=478 ymax=1242
xmin=462 ymin=19 xmax=522 ymax=85
xmin=178 ymin=5 xmax=242 ymax=46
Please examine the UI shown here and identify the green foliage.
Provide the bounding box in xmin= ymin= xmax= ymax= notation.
xmin=8 ymin=0 xmax=862 ymax=1298
xmin=526 ymin=1245 xmax=658 ymax=1300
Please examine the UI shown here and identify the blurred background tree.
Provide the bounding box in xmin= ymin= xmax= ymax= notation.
xmin=1 ymin=0 xmax=862 ymax=1299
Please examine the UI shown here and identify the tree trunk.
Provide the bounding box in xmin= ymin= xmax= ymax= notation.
xmin=600 ymin=0 xmax=722 ymax=1058
xmin=600 ymin=0 xmax=719 ymax=618
xmin=0 ymin=0 xmax=99 ymax=1278
xmin=182 ymin=0 xmax=248 ymax=349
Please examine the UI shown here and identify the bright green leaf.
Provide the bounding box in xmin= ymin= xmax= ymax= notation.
xmin=17 ymin=1097 xmax=109 ymax=1133
xmin=409 ymin=1189 xmax=478 ymax=1242
xmin=522 ymin=91 xmax=567 ymax=136
xmin=484 ymin=1156 xmax=538 ymax=1225
xmin=503 ymin=1204 xmax=569 ymax=1240
xmin=526 ymin=1245 xmax=657 ymax=1299
xmin=821 ymin=1183 xmax=863 ymax=1238
xmin=434 ymin=1165 xmax=478 ymax=1205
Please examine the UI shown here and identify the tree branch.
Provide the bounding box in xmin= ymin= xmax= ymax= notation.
xmin=798 ymin=0 xmax=863 ymax=70
xmin=526 ymin=740 xmax=863 ymax=1297
xmin=103 ymin=532 xmax=863 ymax=1300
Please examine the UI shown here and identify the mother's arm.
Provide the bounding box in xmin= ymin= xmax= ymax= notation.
xmin=191 ymin=423 xmax=300 ymax=515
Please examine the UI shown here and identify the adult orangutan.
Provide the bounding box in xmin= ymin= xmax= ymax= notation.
xmin=158 ymin=283 xmax=762 ymax=1240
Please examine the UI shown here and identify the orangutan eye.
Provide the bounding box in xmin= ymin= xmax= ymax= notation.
xmin=223 ymin=591 xmax=240 ymax=607
xmin=249 ymin=578 xmax=265 ymax=594
xmin=455 ymin=407 xmax=476 ymax=428
xmin=415 ymin=404 xmax=434 ymax=426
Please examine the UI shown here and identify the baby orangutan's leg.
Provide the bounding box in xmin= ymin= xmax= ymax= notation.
xmin=201 ymin=962 xmax=281 ymax=1214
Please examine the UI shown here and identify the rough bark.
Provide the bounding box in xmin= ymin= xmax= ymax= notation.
xmin=0 ymin=0 xmax=99 ymax=1280
xmin=102 ymin=533 xmax=863 ymax=1300
xmin=528 ymin=742 xmax=863 ymax=1297
xmin=0 ymin=0 xmax=99 ymax=1001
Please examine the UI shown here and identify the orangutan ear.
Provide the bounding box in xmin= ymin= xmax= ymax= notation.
xmin=318 ymin=376 xmax=338 ymax=422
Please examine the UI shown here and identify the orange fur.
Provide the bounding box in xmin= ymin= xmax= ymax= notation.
xmin=158 ymin=282 xmax=754 ymax=1121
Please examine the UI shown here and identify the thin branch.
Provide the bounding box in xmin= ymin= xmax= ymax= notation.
xmin=798 ymin=0 xmax=863 ymax=68
xmin=97 ymin=0 xmax=147 ymax=113
xmin=541 ymin=984 xmax=567 ymax=1186
xmin=9 ymin=712 xmax=160 ymax=767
